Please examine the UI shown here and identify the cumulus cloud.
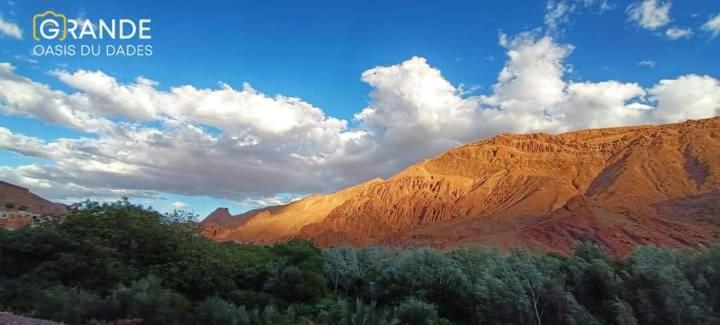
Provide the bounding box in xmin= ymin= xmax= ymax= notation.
xmin=490 ymin=33 xmax=572 ymax=111
xmin=627 ymin=0 xmax=672 ymax=30
xmin=665 ymin=27 xmax=693 ymax=40
xmin=0 ymin=32 xmax=718 ymax=205
xmin=0 ymin=63 xmax=118 ymax=133
xmin=648 ymin=75 xmax=720 ymax=122
xmin=702 ymin=14 xmax=720 ymax=38
xmin=353 ymin=56 xmax=477 ymax=171
xmin=0 ymin=15 xmax=22 ymax=39
xmin=48 ymin=68 xmax=349 ymax=138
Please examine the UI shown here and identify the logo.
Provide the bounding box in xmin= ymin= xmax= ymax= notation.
xmin=31 ymin=10 xmax=153 ymax=58
xmin=33 ymin=10 xmax=67 ymax=41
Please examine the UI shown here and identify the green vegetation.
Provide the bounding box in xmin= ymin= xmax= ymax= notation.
xmin=1 ymin=199 xmax=719 ymax=324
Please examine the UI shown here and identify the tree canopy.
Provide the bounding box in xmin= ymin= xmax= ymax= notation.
xmin=1 ymin=199 xmax=718 ymax=324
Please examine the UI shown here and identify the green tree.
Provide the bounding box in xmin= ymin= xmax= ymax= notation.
xmin=195 ymin=296 xmax=250 ymax=325
xmin=626 ymin=246 xmax=715 ymax=325
xmin=112 ymin=275 xmax=191 ymax=324
xmin=33 ymin=285 xmax=105 ymax=325
xmin=395 ymin=298 xmax=448 ymax=325
xmin=324 ymin=246 xmax=361 ymax=294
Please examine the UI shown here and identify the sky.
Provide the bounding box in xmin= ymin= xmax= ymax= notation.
xmin=0 ymin=0 xmax=718 ymax=217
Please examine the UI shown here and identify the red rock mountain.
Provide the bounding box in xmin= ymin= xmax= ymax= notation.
xmin=0 ymin=181 xmax=66 ymax=229
xmin=203 ymin=118 xmax=720 ymax=255
xmin=0 ymin=181 xmax=66 ymax=215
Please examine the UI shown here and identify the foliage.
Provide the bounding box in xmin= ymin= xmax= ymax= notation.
xmin=195 ymin=296 xmax=250 ymax=325
xmin=1 ymin=199 xmax=720 ymax=324
xmin=395 ymin=297 xmax=447 ymax=325
xmin=32 ymin=285 xmax=106 ymax=324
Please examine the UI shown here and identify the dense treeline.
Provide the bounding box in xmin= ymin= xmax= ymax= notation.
xmin=1 ymin=200 xmax=719 ymax=324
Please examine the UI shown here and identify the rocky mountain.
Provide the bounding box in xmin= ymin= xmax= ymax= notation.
xmin=203 ymin=117 xmax=720 ymax=255
xmin=0 ymin=180 xmax=66 ymax=229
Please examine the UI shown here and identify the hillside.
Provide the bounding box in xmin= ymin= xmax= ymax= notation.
xmin=0 ymin=180 xmax=66 ymax=215
xmin=0 ymin=181 xmax=66 ymax=229
xmin=203 ymin=117 xmax=720 ymax=255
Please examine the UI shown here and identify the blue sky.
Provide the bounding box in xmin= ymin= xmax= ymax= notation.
xmin=0 ymin=0 xmax=718 ymax=217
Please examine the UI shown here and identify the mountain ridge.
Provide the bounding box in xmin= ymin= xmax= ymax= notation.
xmin=203 ymin=117 xmax=720 ymax=255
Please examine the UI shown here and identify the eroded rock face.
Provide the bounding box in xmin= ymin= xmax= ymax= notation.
xmin=204 ymin=117 xmax=720 ymax=255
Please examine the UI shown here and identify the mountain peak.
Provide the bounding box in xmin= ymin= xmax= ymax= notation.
xmin=203 ymin=207 xmax=232 ymax=224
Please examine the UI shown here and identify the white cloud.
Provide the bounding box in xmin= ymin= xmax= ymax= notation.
xmin=551 ymin=81 xmax=652 ymax=129
xmin=0 ymin=15 xmax=22 ymax=39
xmin=480 ymin=33 xmax=658 ymax=131
xmin=638 ymin=60 xmax=656 ymax=68
xmin=627 ymin=0 xmax=672 ymax=30
xmin=665 ymin=27 xmax=693 ymax=40
xmin=648 ymin=75 xmax=720 ymax=122
xmin=356 ymin=56 xmax=471 ymax=141
xmin=544 ymin=0 xmax=612 ymax=34
xmin=170 ymin=201 xmax=187 ymax=209
xmin=0 ymin=33 xmax=718 ymax=205
xmin=242 ymin=195 xmax=303 ymax=209
xmin=545 ymin=1 xmax=573 ymax=33
xmin=0 ymin=63 xmax=118 ymax=133
xmin=0 ymin=163 xmax=159 ymax=203
xmin=490 ymin=33 xmax=572 ymax=111
xmin=48 ymin=68 xmax=348 ymax=137
xmin=702 ymin=14 xmax=720 ymax=38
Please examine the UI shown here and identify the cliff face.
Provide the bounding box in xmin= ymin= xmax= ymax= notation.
xmin=204 ymin=118 xmax=720 ymax=255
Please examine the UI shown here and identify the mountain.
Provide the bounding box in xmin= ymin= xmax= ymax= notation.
xmin=203 ymin=118 xmax=720 ymax=255
xmin=0 ymin=180 xmax=66 ymax=229
xmin=0 ymin=180 xmax=66 ymax=215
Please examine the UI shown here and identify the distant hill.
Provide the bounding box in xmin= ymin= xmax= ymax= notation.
xmin=203 ymin=117 xmax=720 ymax=255
xmin=0 ymin=180 xmax=66 ymax=229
